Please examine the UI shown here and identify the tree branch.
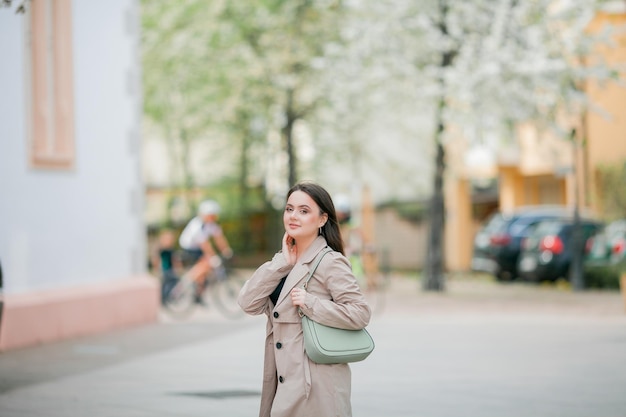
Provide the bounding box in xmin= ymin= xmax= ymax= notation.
xmin=1 ymin=0 xmax=28 ymax=14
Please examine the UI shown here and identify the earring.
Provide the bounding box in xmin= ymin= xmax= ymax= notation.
xmin=319 ymin=226 xmax=323 ymax=235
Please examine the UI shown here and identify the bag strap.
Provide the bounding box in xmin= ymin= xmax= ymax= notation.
xmin=302 ymin=247 xmax=333 ymax=291
xmin=298 ymin=247 xmax=332 ymax=318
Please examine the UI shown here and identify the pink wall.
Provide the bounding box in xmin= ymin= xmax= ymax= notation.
xmin=0 ymin=276 xmax=160 ymax=351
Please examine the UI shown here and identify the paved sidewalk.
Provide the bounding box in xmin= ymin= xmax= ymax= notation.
xmin=1 ymin=275 xmax=625 ymax=417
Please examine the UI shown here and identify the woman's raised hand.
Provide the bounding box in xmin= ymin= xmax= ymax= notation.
xmin=281 ymin=232 xmax=297 ymax=265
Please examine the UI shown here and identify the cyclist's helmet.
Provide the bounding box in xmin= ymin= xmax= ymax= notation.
xmin=198 ymin=200 xmax=221 ymax=216
xmin=334 ymin=194 xmax=351 ymax=224
xmin=334 ymin=194 xmax=351 ymax=215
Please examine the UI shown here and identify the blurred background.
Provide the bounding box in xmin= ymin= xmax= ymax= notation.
xmin=1 ymin=0 xmax=625 ymax=351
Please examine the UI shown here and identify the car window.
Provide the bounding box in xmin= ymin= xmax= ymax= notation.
xmin=482 ymin=214 xmax=508 ymax=234
xmin=582 ymin=223 xmax=602 ymax=239
xmin=533 ymin=220 xmax=563 ymax=236
xmin=524 ymin=220 xmax=563 ymax=249
xmin=587 ymin=228 xmax=610 ymax=260
xmin=606 ymin=220 xmax=626 ymax=241
xmin=509 ymin=220 xmax=535 ymax=237
xmin=509 ymin=213 xmax=571 ymax=237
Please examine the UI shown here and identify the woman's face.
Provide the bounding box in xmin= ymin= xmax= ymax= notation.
xmin=284 ymin=190 xmax=327 ymax=242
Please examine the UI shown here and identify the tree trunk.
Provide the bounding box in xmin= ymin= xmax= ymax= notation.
xmin=239 ymin=124 xmax=252 ymax=254
xmin=179 ymin=127 xmax=196 ymax=215
xmin=423 ymin=123 xmax=446 ymax=291
xmin=163 ymin=124 xmax=177 ymax=227
xmin=283 ymin=88 xmax=297 ymax=187
xmin=423 ymin=0 xmax=455 ymax=292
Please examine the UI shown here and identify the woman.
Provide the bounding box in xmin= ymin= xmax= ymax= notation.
xmin=238 ymin=182 xmax=372 ymax=417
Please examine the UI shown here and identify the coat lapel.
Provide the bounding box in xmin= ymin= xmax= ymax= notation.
xmin=275 ymin=236 xmax=328 ymax=308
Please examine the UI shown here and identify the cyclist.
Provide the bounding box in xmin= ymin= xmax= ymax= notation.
xmin=335 ymin=193 xmax=379 ymax=290
xmin=179 ymin=199 xmax=233 ymax=304
xmin=334 ymin=194 xmax=362 ymax=259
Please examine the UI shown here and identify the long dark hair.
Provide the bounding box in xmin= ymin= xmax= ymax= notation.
xmin=287 ymin=182 xmax=345 ymax=256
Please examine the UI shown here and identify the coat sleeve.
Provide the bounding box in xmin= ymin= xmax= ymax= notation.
xmin=300 ymin=252 xmax=372 ymax=330
xmin=238 ymin=252 xmax=294 ymax=316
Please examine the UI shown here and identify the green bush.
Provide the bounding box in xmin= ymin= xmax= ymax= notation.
xmin=583 ymin=260 xmax=626 ymax=290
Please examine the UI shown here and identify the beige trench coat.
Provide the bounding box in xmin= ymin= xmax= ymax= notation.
xmin=238 ymin=236 xmax=372 ymax=417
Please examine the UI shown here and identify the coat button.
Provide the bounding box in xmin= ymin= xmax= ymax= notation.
xmin=273 ymin=312 xmax=279 ymax=318
xmin=276 ymin=342 xmax=282 ymax=349
xmin=279 ymin=376 xmax=284 ymax=383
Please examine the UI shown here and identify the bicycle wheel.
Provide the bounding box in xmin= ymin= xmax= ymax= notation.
xmin=212 ymin=268 xmax=247 ymax=319
xmin=162 ymin=276 xmax=196 ymax=319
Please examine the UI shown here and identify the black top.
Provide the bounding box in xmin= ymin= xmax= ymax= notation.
xmin=269 ymin=277 xmax=287 ymax=305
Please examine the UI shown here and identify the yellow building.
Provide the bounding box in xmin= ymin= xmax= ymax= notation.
xmin=445 ymin=8 xmax=626 ymax=272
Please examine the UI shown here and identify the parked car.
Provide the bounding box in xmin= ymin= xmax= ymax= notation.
xmin=471 ymin=205 xmax=594 ymax=281
xmin=517 ymin=217 xmax=603 ymax=282
xmin=583 ymin=219 xmax=626 ymax=289
xmin=586 ymin=219 xmax=626 ymax=263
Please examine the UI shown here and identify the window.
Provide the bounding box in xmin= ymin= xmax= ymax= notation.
xmin=29 ymin=0 xmax=75 ymax=169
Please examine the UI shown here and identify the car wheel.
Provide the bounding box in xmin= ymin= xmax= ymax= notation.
xmin=495 ymin=269 xmax=514 ymax=282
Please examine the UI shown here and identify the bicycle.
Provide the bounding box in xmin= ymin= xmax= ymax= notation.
xmin=162 ymin=254 xmax=247 ymax=320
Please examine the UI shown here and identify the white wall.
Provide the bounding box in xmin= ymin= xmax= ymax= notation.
xmin=0 ymin=0 xmax=145 ymax=295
